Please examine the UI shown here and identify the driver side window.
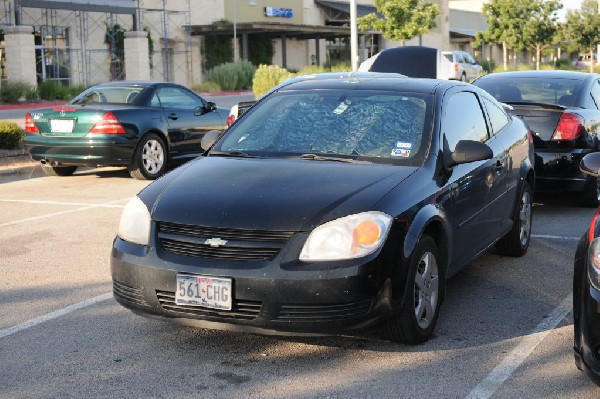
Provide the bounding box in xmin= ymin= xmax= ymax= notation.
xmin=153 ymin=87 xmax=203 ymax=109
xmin=443 ymin=92 xmax=489 ymax=152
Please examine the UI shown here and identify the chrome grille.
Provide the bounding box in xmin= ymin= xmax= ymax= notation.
xmin=156 ymin=290 xmax=261 ymax=320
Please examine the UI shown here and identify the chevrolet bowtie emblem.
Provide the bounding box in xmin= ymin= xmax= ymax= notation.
xmin=204 ymin=238 xmax=227 ymax=248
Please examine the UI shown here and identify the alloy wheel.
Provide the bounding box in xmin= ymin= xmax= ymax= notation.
xmin=519 ymin=190 xmax=532 ymax=247
xmin=414 ymin=251 xmax=439 ymax=329
xmin=142 ymin=139 xmax=165 ymax=174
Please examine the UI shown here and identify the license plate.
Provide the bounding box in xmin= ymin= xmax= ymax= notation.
xmin=175 ymin=274 xmax=232 ymax=310
xmin=50 ymin=119 xmax=75 ymax=133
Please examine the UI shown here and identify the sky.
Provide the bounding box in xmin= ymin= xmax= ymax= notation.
xmin=560 ymin=0 xmax=584 ymax=17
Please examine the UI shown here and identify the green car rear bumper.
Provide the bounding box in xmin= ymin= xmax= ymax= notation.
xmin=24 ymin=134 xmax=138 ymax=167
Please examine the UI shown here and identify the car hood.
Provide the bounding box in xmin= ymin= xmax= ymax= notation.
xmin=151 ymin=157 xmax=416 ymax=232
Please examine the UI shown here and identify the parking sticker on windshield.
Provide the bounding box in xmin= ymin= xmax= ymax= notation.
xmin=395 ymin=141 xmax=412 ymax=149
xmin=333 ymin=102 xmax=349 ymax=115
xmin=391 ymin=149 xmax=411 ymax=158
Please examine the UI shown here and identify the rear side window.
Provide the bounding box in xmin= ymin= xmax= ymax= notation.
xmin=590 ymin=80 xmax=600 ymax=109
xmin=482 ymin=97 xmax=510 ymax=135
xmin=454 ymin=52 xmax=465 ymax=63
xmin=443 ymin=92 xmax=489 ymax=151
xmin=473 ymin=77 xmax=582 ymax=105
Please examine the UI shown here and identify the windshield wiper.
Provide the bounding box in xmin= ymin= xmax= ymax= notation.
xmin=299 ymin=153 xmax=371 ymax=164
xmin=210 ymin=150 xmax=258 ymax=158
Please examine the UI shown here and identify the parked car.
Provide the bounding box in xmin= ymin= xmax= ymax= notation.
xmin=359 ymin=46 xmax=453 ymax=79
xmin=573 ymin=152 xmax=600 ymax=386
xmin=442 ymin=50 xmax=483 ymax=81
xmin=111 ymin=75 xmax=534 ymax=344
xmin=572 ymin=54 xmax=597 ymax=71
xmin=24 ymin=81 xmax=228 ymax=180
xmin=472 ymin=70 xmax=600 ymax=207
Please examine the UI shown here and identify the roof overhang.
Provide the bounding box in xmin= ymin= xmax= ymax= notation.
xmin=186 ymin=22 xmax=351 ymax=40
xmin=19 ymin=0 xmax=136 ymax=14
xmin=314 ymin=0 xmax=378 ymax=17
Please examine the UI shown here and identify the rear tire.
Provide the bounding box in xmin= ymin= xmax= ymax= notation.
xmin=580 ymin=176 xmax=599 ymax=208
xmin=384 ymin=235 xmax=443 ymax=344
xmin=128 ymin=133 xmax=167 ymax=180
xmin=496 ymin=181 xmax=532 ymax=257
xmin=41 ymin=164 xmax=77 ymax=177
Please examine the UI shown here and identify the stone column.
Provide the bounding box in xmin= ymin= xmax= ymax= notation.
xmin=4 ymin=26 xmax=37 ymax=87
xmin=124 ymin=31 xmax=150 ymax=81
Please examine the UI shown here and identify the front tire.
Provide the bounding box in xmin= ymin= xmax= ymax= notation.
xmin=496 ymin=181 xmax=532 ymax=257
xmin=384 ymin=235 xmax=443 ymax=344
xmin=41 ymin=164 xmax=78 ymax=176
xmin=128 ymin=133 xmax=167 ymax=180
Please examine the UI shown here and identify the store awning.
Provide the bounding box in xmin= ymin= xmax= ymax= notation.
xmin=186 ymin=22 xmax=351 ymax=40
xmin=314 ymin=0 xmax=378 ymax=17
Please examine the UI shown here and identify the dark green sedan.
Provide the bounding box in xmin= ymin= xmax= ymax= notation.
xmin=24 ymin=81 xmax=228 ymax=179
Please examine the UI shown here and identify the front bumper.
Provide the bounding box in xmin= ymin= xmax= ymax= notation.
xmin=534 ymin=148 xmax=592 ymax=192
xmin=24 ymin=134 xmax=137 ymax=167
xmin=110 ymin=236 xmax=397 ymax=336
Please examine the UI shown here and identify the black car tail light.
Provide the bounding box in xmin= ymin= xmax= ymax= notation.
xmin=24 ymin=113 xmax=39 ymax=133
xmin=89 ymin=112 xmax=126 ymax=134
xmin=551 ymin=112 xmax=584 ymax=141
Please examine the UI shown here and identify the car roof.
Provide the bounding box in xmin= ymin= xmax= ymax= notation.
xmin=92 ymin=81 xmax=170 ymax=88
xmin=476 ymin=70 xmax=597 ymax=81
xmin=277 ymin=75 xmax=451 ymax=94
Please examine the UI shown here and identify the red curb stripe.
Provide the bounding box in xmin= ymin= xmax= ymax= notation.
xmin=0 ymin=101 xmax=67 ymax=111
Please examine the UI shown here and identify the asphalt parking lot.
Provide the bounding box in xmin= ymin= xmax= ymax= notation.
xmin=0 ymin=165 xmax=599 ymax=398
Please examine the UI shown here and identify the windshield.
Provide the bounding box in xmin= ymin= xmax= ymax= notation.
xmin=214 ymin=89 xmax=433 ymax=166
xmin=474 ymin=77 xmax=582 ymax=107
xmin=70 ymin=86 xmax=147 ymax=105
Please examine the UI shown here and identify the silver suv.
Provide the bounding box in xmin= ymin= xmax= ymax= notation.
xmin=442 ymin=50 xmax=483 ymax=82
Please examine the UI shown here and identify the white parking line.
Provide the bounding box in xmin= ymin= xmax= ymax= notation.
xmin=0 ymin=199 xmax=126 ymax=208
xmin=0 ymin=292 xmax=113 ymax=339
xmin=0 ymin=197 xmax=131 ymax=228
xmin=531 ymin=234 xmax=580 ymax=241
xmin=465 ymin=294 xmax=573 ymax=399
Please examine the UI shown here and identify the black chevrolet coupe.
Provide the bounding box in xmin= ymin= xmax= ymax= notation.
xmin=24 ymin=81 xmax=228 ymax=179
xmin=111 ymin=75 xmax=535 ymax=343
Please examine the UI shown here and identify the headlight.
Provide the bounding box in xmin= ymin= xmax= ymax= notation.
xmin=118 ymin=196 xmax=151 ymax=246
xmin=299 ymin=212 xmax=393 ymax=261
xmin=589 ymin=238 xmax=600 ymax=290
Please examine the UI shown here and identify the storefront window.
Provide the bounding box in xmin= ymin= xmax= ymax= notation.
xmin=34 ymin=26 xmax=70 ymax=84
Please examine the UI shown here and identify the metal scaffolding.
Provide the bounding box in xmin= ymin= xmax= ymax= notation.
xmin=0 ymin=0 xmax=193 ymax=86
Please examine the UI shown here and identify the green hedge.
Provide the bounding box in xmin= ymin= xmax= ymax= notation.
xmin=0 ymin=82 xmax=36 ymax=103
xmin=0 ymin=120 xmax=24 ymax=149
xmin=38 ymin=80 xmax=87 ymax=101
xmin=205 ymin=61 xmax=256 ymax=91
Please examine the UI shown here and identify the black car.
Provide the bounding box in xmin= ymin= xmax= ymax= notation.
xmin=111 ymin=75 xmax=535 ymax=343
xmin=574 ymin=152 xmax=600 ymax=385
xmin=472 ymin=71 xmax=600 ymax=207
xmin=24 ymin=81 xmax=228 ymax=180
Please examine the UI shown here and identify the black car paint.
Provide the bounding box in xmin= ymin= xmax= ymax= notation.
xmin=472 ymin=71 xmax=600 ymax=196
xmin=574 ymin=212 xmax=600 ymax=385
xmin=111 ymin=77 xmax=534 ymax=337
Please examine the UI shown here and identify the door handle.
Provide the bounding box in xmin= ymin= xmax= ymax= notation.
xmin=168 ymin=113 xmax=178 ymax=120
xmin=494 ymin=160 xmax=504 ymax=173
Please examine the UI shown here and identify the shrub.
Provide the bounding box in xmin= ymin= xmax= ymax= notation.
xmin=205 ymin=61 xmax=256 ymax=91
xmin=192 ymin=81 xmax=222 ymax=93
xmin=0 ymin=120 xmax=24 ymax=149
xmin=252 ymin=64 xmax=295 ymax=98
xmin=38 ymin=80 xmax=69 ymax=100
xmin=0 ymin=82 xmax=33 ymax=103
xmin=477 ymin=59 xmax=496 ymax=73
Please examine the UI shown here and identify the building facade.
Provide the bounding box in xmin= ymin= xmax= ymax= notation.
xmin=0 ymin=0 xmax=453 ymax=87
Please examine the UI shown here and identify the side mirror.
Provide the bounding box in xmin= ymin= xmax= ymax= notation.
xmin=447 ymin=140 xmax=493 ymax=168
xmin=196 ymin=102 xmax=217 ymax=116
xmin=581 ymin=153 xmax=600 ymax=177
xmin=201 ymin=129 xmax=223 ymax=151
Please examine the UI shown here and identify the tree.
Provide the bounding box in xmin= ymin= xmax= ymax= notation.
xmin=475 ymin=0 xmax=530 ymax=71
xmin=357 ymin=0 xmax=439 ymax=46
xmin=565 ymin=0 xmax=600 ymax=73
xmin=522 ymin=0 xmax=562 ymax=70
